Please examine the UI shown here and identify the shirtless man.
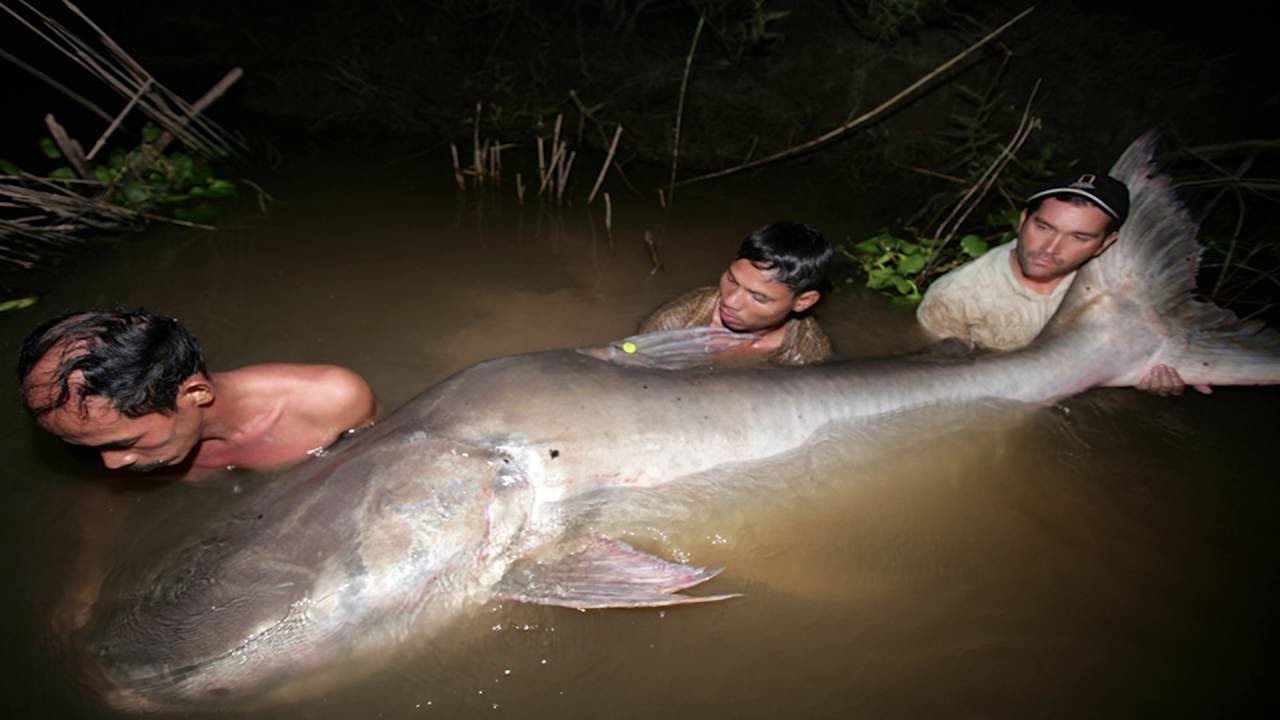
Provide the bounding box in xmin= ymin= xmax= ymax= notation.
xmin=638 ymin=221 xmax=834 ymax=365
xmin=19 ymin=309 xmax=379 ymax=475
xmin=18 ymin=309 xmax=379 ymax=635
xmin=917 ymin=173 xmax=1207 ymax=395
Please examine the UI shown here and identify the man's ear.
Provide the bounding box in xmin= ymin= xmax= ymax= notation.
xmin=1093 ymin=230 xmax=1119 ymax=257
xmin=178 ymin=374 xmax=215 ymax=408
xmin=791 ymin=289 xmax=820 ymax=313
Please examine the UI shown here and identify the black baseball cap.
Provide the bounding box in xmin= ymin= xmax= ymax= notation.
xmin=1026 ymin=173 xmax=1130 ymax=225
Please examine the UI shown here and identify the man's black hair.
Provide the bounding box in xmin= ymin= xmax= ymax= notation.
xmin=1025 ymin=193 xmax=1124 ymax=235
xmin=17 ymin=309 xmax=207 ymax=418
xmin=735 ymin=221 xmax=832 ymax=295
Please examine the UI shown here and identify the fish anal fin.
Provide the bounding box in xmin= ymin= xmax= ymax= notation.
xmin=494 ymin=536 xmax=740 ymax=609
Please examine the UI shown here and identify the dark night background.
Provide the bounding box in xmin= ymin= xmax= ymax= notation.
xmin=4 ymin=1 xmax=1275 ymax=180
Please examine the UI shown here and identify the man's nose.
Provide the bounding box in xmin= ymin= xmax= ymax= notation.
xmin=1043 ymin=233 xmax=1065 ymax=255
xmin=100 ymin=450 xmax=137 ymax=469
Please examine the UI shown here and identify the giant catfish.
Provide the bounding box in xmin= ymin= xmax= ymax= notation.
xmin=76 ymin=133 xmax=1280 ymax=711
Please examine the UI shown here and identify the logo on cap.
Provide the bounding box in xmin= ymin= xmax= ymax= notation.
xmin=1072 ymin=174 xmax=1097 ymax=188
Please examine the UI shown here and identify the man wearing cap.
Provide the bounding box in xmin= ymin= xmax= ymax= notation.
xmin=917 ymin=173 xmax=1208 ymax=395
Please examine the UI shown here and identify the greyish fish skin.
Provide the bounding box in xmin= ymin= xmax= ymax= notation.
xmin=78 ymin=132 xmax=1280 ymax=711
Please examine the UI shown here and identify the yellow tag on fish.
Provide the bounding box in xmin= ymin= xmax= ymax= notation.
xmin=622 ymin=341 xmax=637 ymax=354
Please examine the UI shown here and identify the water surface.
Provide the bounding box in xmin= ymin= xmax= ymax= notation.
xmin=1 ymin=163 xmax=1275 ymax=718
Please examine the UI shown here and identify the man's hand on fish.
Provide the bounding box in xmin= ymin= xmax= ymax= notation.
xmin=1136 ymin=363 xmax=1212 ymax=396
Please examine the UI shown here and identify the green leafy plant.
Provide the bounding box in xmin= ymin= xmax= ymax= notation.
xmin=839 ymin=228 xmax=991 ymax=302
xmin=29 ymin=124 xmax=239 ymax=223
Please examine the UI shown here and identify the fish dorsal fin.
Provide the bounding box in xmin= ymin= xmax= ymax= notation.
xmin=493 ymin=536 xmax=740 ymax=609
xmin=577 ymin=327 xmax=755 ymax=370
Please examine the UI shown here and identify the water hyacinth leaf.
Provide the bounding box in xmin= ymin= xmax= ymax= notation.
xmin=122 ymin=182 xmax=152 ymax=206
xmin=867 ymin=267 xmax=895 ymax=289
xmin=170 ymin=153 xmax=195 ymax=184
xmin=0 ymin=297 xmax=38 ymax=312
xmin=891 ymin=276 xmax=916 ymax=296
xmin=853 ymin=238 xmax=883 ymax=255
xmin=0 ymin=158 xmax=20 ymax=174
xmin=50 ymin=167 xmax=77 ymax=180
xmin=39 ymin=137 xmax=62 ymax=159
xmin=898 ymin=253 xmax=926 ymax=275
xmin=94 ymin=166 xmax=114 ymax=183
xmin=205 ymin=178 xmax=236 ymax=197
xmin=110 ymin=149 xmax=127 ymax=170
xmin=960 ymin=234 xmax=989 ymax=257
xmin=142 ymin=124 xmax=162 ymax=144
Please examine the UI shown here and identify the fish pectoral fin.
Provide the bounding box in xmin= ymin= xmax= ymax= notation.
xmin=577 ymin=328 xmax=754 ymax=370
xmin=493 ymin=536 xmax=740 ymax=609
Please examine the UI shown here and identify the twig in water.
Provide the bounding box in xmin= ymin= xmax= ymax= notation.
xmin=604 ymin=191 xmax=613 ymax=246
xmin=587 ymin=124 xmax=624 ymax=205
xmin=450 ymin=143 xmax=465 ymax=191
xmin=556 ymin=150 xmax=577 ymax=205
xmin=537 ymin=136 xmax=547 ymax=190
xmin=666 ymin=15 xmax=704 ymax=211
xmin=644 ymin=229 xmax=662 ymax=275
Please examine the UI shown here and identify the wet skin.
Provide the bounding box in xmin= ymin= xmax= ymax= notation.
xmin=714 ymin=258 xmax=819 ymax=352
xmin=1011 ymin=197 xmax=1118 ymax=294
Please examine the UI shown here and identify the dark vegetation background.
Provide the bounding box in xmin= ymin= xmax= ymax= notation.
xmin=3 ymin=0 xmax=1277 ymax=319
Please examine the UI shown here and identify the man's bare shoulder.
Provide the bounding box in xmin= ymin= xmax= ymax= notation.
xmin=218 ymin=364 xmax=379 ymax=430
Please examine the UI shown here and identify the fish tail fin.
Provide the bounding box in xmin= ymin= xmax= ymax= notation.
xmin=1051 ymin=130 xmax=1280 ymax=387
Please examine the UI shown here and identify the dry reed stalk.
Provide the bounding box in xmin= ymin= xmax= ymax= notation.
xmin=675 ymin=6 xmax=1034 ymax=188
xmin=587 ymin=124 xmax=624 ymax=205
xmin=516 ymin=172 xmax=525 ymax=205
xmin=603 ymin=191 xmax=613 ymax=243
xmin=537 ymin=136 xmax=547 ymax=190
xmin=3 ymin=1 xmax=246 ymax=160
xmin=556 ymin=150 xmax=576 ymax=205
xmin=666 ymin=15 xmax=704 ymax=211
xmin=643 ymin=229 xmax=661 ymax=274
xmin=538 ymin=140 xmax=567 ymax=196
xmin=86 ymin=77 xmax=151 ymax=161
xmin=450 ymin=143 xmax=465 ymax=191
xmin=657 ymin=187 xmax=667 ymax=209
xmin=932 ymin=80 xmax=1040 ymax=246
xmin=552 ymin=113 xmax=563 ymax=160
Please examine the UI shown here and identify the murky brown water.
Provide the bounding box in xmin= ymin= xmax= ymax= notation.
xmin=1 ymin=162 xmax=1276 ymax=718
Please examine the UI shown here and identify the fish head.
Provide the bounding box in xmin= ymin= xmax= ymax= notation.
xmin=78 ymin=430 xmax=539 ymax=712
